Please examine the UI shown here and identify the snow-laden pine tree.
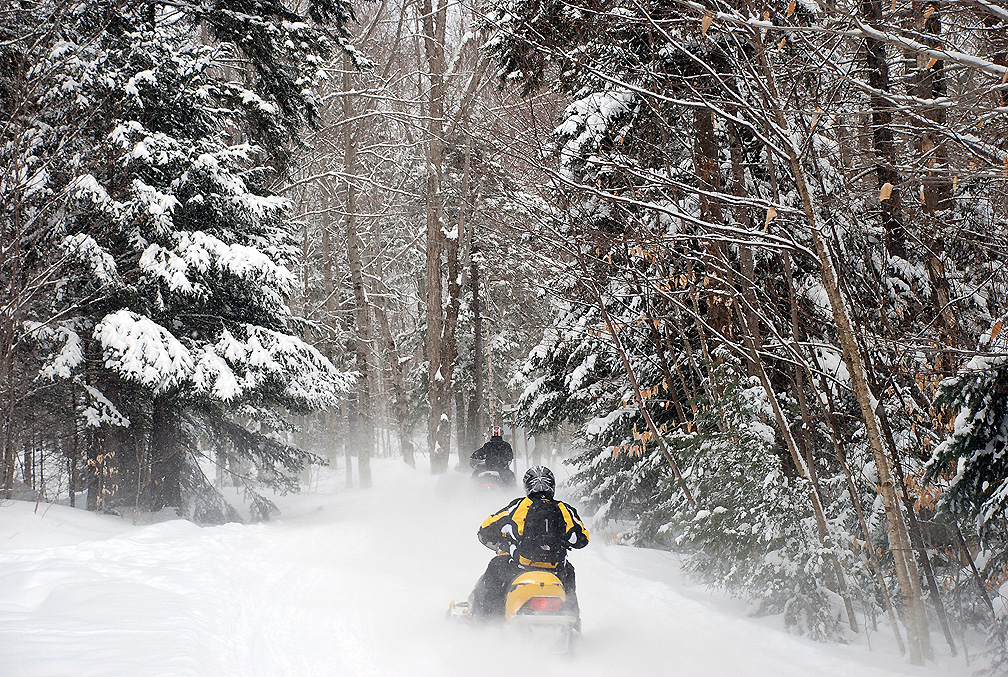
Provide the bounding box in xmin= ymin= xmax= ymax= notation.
xmin=928 ymin=321 xmax=1008 ymax=521
xmin=923 ymin=318 xmax=1008 ymax=672
xmin=9 ymin=0 xmax=356 ymax=520
xmin=927 ymin=322 xmax=1008 ymax=578
xmin=484 ymin=0 xmax=970 ymax=648
xmin=635 ymin=356 xmax=872 ymax=640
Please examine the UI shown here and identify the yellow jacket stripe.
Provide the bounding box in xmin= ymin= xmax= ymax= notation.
xmin=557 ymin=502 xmax=582 ymax=537
xmin=478 ymin=495 xmax=590 ymax=558
xmin=481 ymin=503 xmax=515 ymax=529
xmin=511 ymin=497 xmax=533 ymax=532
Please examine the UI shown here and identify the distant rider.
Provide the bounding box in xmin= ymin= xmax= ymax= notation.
xmin=470 ymin=466 xmax=590 ymax=629
xmin=469 ymin=426 xmax=516 ymax=486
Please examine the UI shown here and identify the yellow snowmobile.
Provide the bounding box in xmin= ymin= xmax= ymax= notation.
xmin=447 ymin=567 xmax=576 ymax=653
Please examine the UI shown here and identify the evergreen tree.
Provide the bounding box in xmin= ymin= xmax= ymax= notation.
xmin=7 ymin=0 xmax=356 ymax=520
xmin=926 ymin=319 xmax=1008 ymax=537
xmin=632 ymin=357 xmax=865 ymax=640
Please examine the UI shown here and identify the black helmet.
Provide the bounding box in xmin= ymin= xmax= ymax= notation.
xmin=523 ymin=466 xmax=555 ymax=498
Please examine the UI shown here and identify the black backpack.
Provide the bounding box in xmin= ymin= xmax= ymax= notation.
xmin=517 ymin=499 xmax=568 ymax=566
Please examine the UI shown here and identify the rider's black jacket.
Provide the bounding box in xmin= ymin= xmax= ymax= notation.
xmin=477 ymin=495 xmax=590 ymax=568
xmin=470 ymin=436 xmax=514 ymax=470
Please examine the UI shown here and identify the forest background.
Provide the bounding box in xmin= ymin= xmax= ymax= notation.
xmin=2 ymin=0 xmax=1008 ymax=671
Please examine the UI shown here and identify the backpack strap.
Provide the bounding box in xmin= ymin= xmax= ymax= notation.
xmin=513 ymin=497 xmax=568 ymax=567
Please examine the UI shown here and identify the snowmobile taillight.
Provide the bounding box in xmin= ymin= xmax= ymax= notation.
xmin=526 ymin=596 xmax=564 ymax=613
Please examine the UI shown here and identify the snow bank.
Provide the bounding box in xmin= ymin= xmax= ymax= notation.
xmin=0 ymin=460 xmax=966 ymax=676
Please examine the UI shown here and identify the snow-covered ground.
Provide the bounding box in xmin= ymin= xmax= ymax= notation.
xmin=1 ymin=458 xmax=971 ymax=676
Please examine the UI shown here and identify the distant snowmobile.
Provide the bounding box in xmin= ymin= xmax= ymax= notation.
xmin=468 ymin=426 xmax=516 ymax=488
xmin=471 ymin=465 xmax=511 ymax=491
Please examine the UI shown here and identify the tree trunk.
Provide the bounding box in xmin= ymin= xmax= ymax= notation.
xmin=83 ymin=354 xmax=102 ymax=511
xmin=811 ymin=215 xmax=929 ymax=664
xmin=910 ymin=0 xmax=952 ymax=215
xmin=814 ymin=367 xmax=908 ymax=654
xmin=1 ymin=159 xmax=22 ymax=500
xmin=691 ymin=108 xmax=731 ymax=339
xmin=910 ymin=1 xmax=957 ymax=372
xmin=466 ymin=233 xmax=485 ymax=449
xmin=726 ymin=119 xmax=764 ymax=379
xmin=873 ymin=390 xmax=956 ymax=655
xmin=343 ymin=53 xmax=373 ymax=488
xmin=439 ymin=138 xmax=474 ymax=468
xmin=342 ymin=395 xmax=352 ymax=486
xmin=322 ymin=195 xmax=336 ymax=320
xmin=68 ymin=379 xmax=81 ymax=507
xmin=68 ymin=433 xmax=77 ymax=508
xmin=751 ymin=32 xmax=929 ymax=662
xmin=22 ymin=436 xmax=33 ymax=488
xmin=454 ymin=390 xmax=466 ymax=463
xmin=86 ymin=424 xmax=100 ymax=511
xmin=2 ymin=342 xmax=14 ymax=499
xmin=735 ymin=296 xmax=860 ymax=633
xmin=781 ymin=251 xmax=905 ymax=652
xmin=148 ymin=397 xmax=182 ymax=512
xmin=373 ymin=298 xmax=413 ymax=467
xmin=421 ymin=0 xmax=449 ymax=472
xmin=486 ymin=327 xmax=496 ymax=426
xmin=862 ymin=0 xmax=905 ymax=258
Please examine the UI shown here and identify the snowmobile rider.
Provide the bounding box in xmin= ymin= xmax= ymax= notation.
xmin=469 ymin=425 xmax=516 ymax=486
xmin=470 ymin=466 xmax=590 ymax=627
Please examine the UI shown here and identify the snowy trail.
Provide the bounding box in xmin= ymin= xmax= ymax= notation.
xmin=1 ymin=459 xmax=966 ymax=676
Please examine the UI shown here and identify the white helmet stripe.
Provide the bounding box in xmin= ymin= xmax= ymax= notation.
xmin=523 ymin=465 xmax=555 ymax=496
